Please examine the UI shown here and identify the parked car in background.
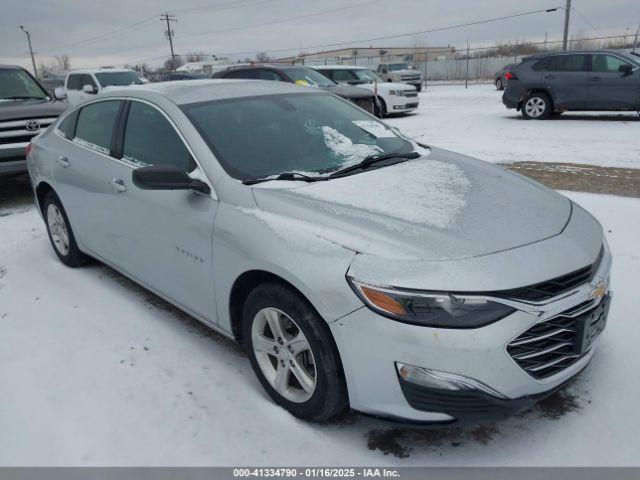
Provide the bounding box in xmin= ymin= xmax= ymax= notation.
xmin=503 ymin=50 xmax=640 ymax=119
xmin=313 ymin=65 xmax=418 ymax=117
xmin=0 ymin=65 xmax=68 ymax=177
xmin=495 ymin=63 xmax=516 ymax=90
xmin=162 ymin=72 xmax=209 ymax=82
xmin=212 ymin=64 xmax=376 ymax=114
xmin=28 ymin=80 xmax=611 ymax=424
xmin=63 ymin=68 xmax=145 ymax=105
xmin=377 ymin=63 xmax=423 ymax=91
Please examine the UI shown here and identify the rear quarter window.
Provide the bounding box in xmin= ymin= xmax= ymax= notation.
xmin=74 ymin=100 xmax=122 ymax=155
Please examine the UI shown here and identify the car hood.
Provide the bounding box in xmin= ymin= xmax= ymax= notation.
xmin=251 ymin=147 xmax=572 ymax=262
xmin=323 ymin=84 xmax=374 ymax=99
xmin=0 ymin=99 xmax=68 ymax=121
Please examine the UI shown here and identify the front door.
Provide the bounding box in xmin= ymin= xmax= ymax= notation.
xmin=99 ymin=100 xmax=219 ymax=323
xmin=587 ymin=54 xmax=640 ymax=110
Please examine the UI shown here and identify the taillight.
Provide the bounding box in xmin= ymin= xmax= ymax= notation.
xmin=505 ymin=72 xmax=517 ymax=81
xmin=25 ymin=143 xmax=33 ymax=158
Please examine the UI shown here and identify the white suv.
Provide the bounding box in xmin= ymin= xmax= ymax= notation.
xmin=63 ymin=68 xmax=144 ymax=105
xmin=314 ymin=66 xmax=419 ymax=117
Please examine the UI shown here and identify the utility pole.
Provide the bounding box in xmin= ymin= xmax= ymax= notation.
xmin=465 ymin=40 xmax=470 ymax=89
xmin=562 ymin=0 xmax=572 ymax=51
xmin=19 ymin=26 xmax=38 ymax=79
xmin=160 ymin=13 xmax=177 ymax=70
xmin=633 ymin=23 xmax=640 ymax=54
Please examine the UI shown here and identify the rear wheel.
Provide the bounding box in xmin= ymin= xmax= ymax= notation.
xmin=243 ymin=283 xmax=348 ymax=421
xmin=495 ymin=78 xmax=503 ymax=90
xmin=522 ymin=92 xmax=552 ymax=120
xmin=43 ymin=192 xmax=88 ymax=267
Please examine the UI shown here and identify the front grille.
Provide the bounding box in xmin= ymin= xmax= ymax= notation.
xmin=404 ymin=91 xmax=418 ymax=98
xmin=401 ymin=75 xmax=421 ymax=81
xmin=507 ymin=296 xmax=610 ymax=379
xmin=0 ymin=117 xmax=57 ymax=147
xmin=404 ymin=102 xmax=419 ymax=108
xmin=490 ymin=246 xmax=604 ymax=302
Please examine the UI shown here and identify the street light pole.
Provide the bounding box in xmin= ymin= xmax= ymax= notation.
xmin=633 ymin=23 xmax=640 ymax=54
xmin=19 ymin=26 xmax=38 ymax=79
xmin=562 ymin=0 xmax=572 ymax=51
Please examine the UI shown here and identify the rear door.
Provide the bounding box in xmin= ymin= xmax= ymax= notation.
xmin=543 ymin=54 xmax=589 ymax=109
xmin=587 ymin=54 xmax=640 ymax=110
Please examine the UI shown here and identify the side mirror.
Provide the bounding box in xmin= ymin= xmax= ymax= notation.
xmin=82 ymin=84 xmax=97 ymax=94
xmin=619 ymin=64 xmax=633 ymax=76
xmin=53 ymin=87 xmax=67 ymax=100
xmin=132 ymin=164 xmax=210 ymax=194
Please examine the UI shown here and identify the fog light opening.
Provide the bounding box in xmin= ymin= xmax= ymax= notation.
xmin=396 ymin=362 xmax=507 ymax=399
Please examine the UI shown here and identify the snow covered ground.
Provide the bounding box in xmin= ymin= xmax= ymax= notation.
xmin=385 ymin=85 xmax=640 ymax=169
xmin=0 ymin=191 xmax=638 ymax=466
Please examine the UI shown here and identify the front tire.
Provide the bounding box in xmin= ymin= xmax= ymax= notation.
xmin=521 ymin=92 xmax=552 ymax=120
xmin=375 ymin=97 xmax=387 ymax=118
xmin=243 ymin=283 xmax=348 ymax=422
xmin=415 ymin=83 xmax=422 ymax=92
xmin=43 ymin=191 xmax=88 ymax=267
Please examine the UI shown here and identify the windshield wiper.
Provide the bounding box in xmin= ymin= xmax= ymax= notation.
xmin=328 ymin=150 xmax=421 ymax=179
xmin=243 ymin=172 xmax=328 ymax=185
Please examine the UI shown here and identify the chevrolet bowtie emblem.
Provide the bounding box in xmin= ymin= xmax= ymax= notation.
xmin=590 ymin=281 xmax=607 ymax=300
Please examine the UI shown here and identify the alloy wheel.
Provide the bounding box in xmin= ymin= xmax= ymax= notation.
xmin=525 ymin=97 xmax=546 ymax=118
xmin=47 ymin=203 xmax=70 ymax=256
xmin=251 ymin=307 xmax=317 ymax=403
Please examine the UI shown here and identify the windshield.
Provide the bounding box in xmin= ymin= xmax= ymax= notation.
xmin=388 ymin=63 xmax=414 ymax=71
xmin=352 ymin=69 xmax=383 ymax=83
xmin=0 ymin=68 xmax=48 ymax=100
xmin=285 ymin=68 xmax=336 ymax=88
xmin=183 ymin=93 xmax=413 ymax=181
xmin=95 ymin=71 xmax=144 ymax=87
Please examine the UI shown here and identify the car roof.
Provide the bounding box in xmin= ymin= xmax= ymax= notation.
xmin=313 ymin=65 xmax=371 ymax=70
xmin=220 ymin=63 xmax=310 ymax=71
xmin=67 ymin=68 xmax=136 ymax=75
xmin=98 ymin=78 xmax=324 ymax=105
xmin=525 ymin=49 xmax=634 ymax=59
xmin=0 ymin=64 xmax=26 ymax=70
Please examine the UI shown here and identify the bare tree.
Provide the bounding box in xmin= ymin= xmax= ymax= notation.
xmin=254 ymin=52 xmax=272 ymax=63
xmin=163 ymin=56 xmax=185 ymax=71
xmin=54 ymin=54 xmax=71 ymax=71
xmin=185 ymin=52 xmax=207 ymax=63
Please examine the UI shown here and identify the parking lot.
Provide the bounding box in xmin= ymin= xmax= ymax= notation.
xmin=1 ymin=84 xmax=639 ymax=465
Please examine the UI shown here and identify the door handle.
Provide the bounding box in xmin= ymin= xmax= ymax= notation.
xmin=56 ymin=156 xmax=70 ymax=167
xmin=589 ymin=76 xmax=601 ymax=81
xmin=544 ymin=75 xmax=555 ymax=80
xmin=110 ymin=178 xmax=127 ymax=193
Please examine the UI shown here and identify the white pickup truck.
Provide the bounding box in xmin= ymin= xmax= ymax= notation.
xmin=376 ymin=63 xmax=423 ymax=92
xmin=61 ymin=68 xmax=145 ymax=105
xmin=313 ymin=66 xmax=419 ymax=117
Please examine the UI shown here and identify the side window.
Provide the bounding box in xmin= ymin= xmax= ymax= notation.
xmin=74 ymin=100 xmax=122 ymax=155
xmin=592 ymin=55 xmax=631 ymax=73
xmin=532 ymin=58 xmax=548 ymax=71
xmin=81 ymin=74 xmax=97 ymax=89
xmin=257 ymin=69 xmax=284 ymax=81
xmin=225 ymin=69 xmax=259 ymax=79
xmin=332 ymin=69 xmax=356 ymax=82
xmin=123 ymin=101 xmax=194 ymax=171
xmin=66 ymin=74 xmax=82 ymax=90
xmin=547 ymin=55 xmax=587 ymax=72
xmin=58 ymin=110 xmax=79 ymax=139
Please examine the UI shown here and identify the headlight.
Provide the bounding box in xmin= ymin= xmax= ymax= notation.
xmin=348 ymin=279 xmax=516 ymax=328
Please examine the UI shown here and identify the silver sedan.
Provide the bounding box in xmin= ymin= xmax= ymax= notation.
xmin=27 ymin=80 xmax=611 ymax=423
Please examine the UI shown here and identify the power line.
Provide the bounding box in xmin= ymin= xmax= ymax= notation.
xmin=213 ymin=6 xmax=563 ymax=57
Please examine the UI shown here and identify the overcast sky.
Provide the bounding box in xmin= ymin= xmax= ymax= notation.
xmin=1 ymin=0 xmax=638 ymax=70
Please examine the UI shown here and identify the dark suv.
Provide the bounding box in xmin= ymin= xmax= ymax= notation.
xmin=213 ymin=64 xmax=376 ymax=114
xmin=1 ymin=65 xmax=68 ymax=176
xmin=502 ymin=50 xmax=640 ymax=119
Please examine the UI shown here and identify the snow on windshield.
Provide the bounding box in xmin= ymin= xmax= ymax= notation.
xmin=322 ymin=126 xmax=382 ymax=169
xmin=297 ymin=159 xmax=471 ymax=230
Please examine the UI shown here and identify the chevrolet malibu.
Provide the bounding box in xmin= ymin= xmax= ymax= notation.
xmin=27 ymin=80 xmax=611 ymax=423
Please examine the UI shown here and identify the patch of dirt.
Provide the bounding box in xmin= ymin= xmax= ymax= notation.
xmin=0 ymin=175 xmax=33 ymax=213
xmin=502 ymin=162 xmax=640 ymax=197
xmin=533 ymin=390 xmax=582 ymax=420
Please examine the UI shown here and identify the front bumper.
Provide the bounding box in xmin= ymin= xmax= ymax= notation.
xmin=0 ymin=144 xmax=28 ymax=176
xmin=330 ymin=245 xmax=611 ymax=423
